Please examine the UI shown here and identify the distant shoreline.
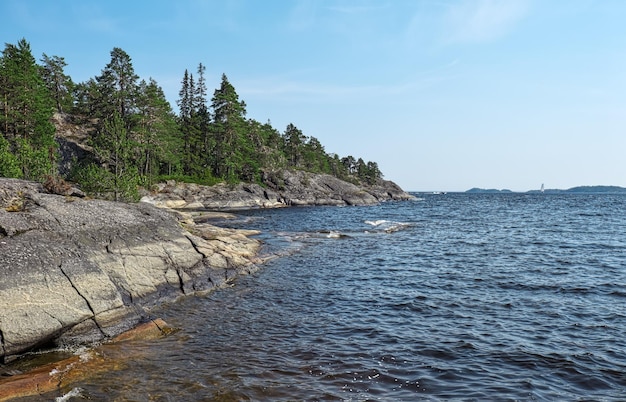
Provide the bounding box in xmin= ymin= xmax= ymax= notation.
xmin=462 ymin=185 xmax=626 ymax=194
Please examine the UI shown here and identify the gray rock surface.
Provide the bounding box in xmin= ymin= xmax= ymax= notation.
xmin=141 ymin=170 xmax=414 ymax=209
xmin=0 ymin=178 xmax=262 ymax=362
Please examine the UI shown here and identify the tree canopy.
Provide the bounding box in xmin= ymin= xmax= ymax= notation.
xmin=0 ymin=40 xmax=384 ymax=200
xmin=0 ymin=38 xmax=56 ymax=180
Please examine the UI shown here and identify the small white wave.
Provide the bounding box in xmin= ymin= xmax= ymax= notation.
xmin=55 ymin=387 xmax=84 ymax=401
xmin=383 ymin=222 xmax=411 ymax=233
xmin=365 ymin=219 xmax=388 ymax=226
xmin=314 ymin=230 xmax=349 ymax=239
xmin=364 ymin=219 xmax=412 ymax=233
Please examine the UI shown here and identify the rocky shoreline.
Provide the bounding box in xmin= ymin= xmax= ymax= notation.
xmin=0 ymin=178 xmax=265 ymax=365
xmin=140 ymin=169 xmax=413 ymax=210
xmin=0 ymin=174 xmax=412 ymax=398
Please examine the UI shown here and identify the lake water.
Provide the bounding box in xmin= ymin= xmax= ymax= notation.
xmin=54 ymin=194 xmax=626 ymax=400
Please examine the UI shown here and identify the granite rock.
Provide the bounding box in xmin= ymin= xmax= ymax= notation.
xmin=0 ymin=178 xmax=261 ymax=362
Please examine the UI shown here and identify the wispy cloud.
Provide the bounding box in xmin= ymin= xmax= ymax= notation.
xmin=74 ymin=3 xmax=124 ymax=36
xmin=442 ymin=0 xmax=530 ymax=44
xmin=287 ymin=0 xmax=318 ymax=32
xmin=239 ymin=62 xmax=460 ymax=102
xmin=4 ymin=0 xmax=58 ymax=32
xmin=327 ymin=4 xmax=390 ymax=14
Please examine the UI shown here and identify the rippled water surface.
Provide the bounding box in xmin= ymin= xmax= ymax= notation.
xmin=58 ymin=194 xmax=626 ymax=400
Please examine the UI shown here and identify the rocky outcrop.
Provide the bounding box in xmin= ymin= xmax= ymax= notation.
xmin=0 ymin=178 xmax=262 ymax=363
xmin=141 ymin=170 xmax=413 ymax=210
xmin=52 ymin=113 xmax=94 ymax=177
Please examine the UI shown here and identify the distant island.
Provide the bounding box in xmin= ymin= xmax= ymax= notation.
xmin=466 ymin=188 xmax=514 ymax=194
xmin=467 ymin=186 xmax=626 ymax=194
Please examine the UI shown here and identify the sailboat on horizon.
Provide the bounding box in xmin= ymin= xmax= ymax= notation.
xmin=540 ymin=183 xmax=545 ymax=193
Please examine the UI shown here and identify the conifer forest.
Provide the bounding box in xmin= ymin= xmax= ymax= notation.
xmin=0 ymin=39 xmax=383 ymax=200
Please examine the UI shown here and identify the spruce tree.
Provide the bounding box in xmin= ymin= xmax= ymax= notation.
xmin=210 ymin=74 xmax=247 ymax=180
xmin=194 ymin=63 xmax=213 ymax=174
xmin=136 ymin=78 xmax=182 ymax=182
xmin=177 ymin=69 xmax=201 ymax=175
xmin=177 ymin=69 xmax=191 ymax=121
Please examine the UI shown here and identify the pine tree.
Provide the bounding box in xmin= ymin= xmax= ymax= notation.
xmin=0 ymin=39 xmax=56 ymax=180
xmin=365 ymin=161 xmax=382 ymax=183
xmin=95 ymin=47 xmax=139 ymax=124
xmin=283 ymin=123 xmax=306 ymax=167
xmin=245 ymin=119 xmax=286 ymax=174
xmin=356 ymin=157 xmax=367 ymax=179
xmin=40 ymin=54 xmax=73 ymax=113
xmin=303 ymin=136 xmax=329 ymax=173
xmin=71 ymin=78 xmax=99 ymax=118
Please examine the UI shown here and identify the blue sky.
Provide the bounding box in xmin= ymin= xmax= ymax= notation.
xmin=1 ymin=0 xmax=625 ymax=191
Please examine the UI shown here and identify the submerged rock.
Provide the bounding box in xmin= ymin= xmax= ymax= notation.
xmin=0 ymin=318 xmax=175 ymax=401
xmin=0 ymin=178 xmax=262 ymax=363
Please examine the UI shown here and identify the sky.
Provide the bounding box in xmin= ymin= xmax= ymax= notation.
xmin=1 ymin=0 xmax=625 ymax=192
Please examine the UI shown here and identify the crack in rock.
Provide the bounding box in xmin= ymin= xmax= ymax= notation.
xmin=58 ymin=263 xmax=105 ymax=337
xmin=184 ymin=233 xmax=209 ymax=258
xmin=174 ymin=269 xmax=186 ymax=295
xmin=43 ymin=310 xmax=65 ymax=329
xmin=161 ymin=243 xmax=187 ymax=295
xmin=0 ymin=327 xmax=5 ymax=363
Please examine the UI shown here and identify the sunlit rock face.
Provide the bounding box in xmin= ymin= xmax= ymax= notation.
xmin=140 ymin=170 xmax=413 ymax=210
xmin=0 ymin=178 xmax=261 ymax=362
